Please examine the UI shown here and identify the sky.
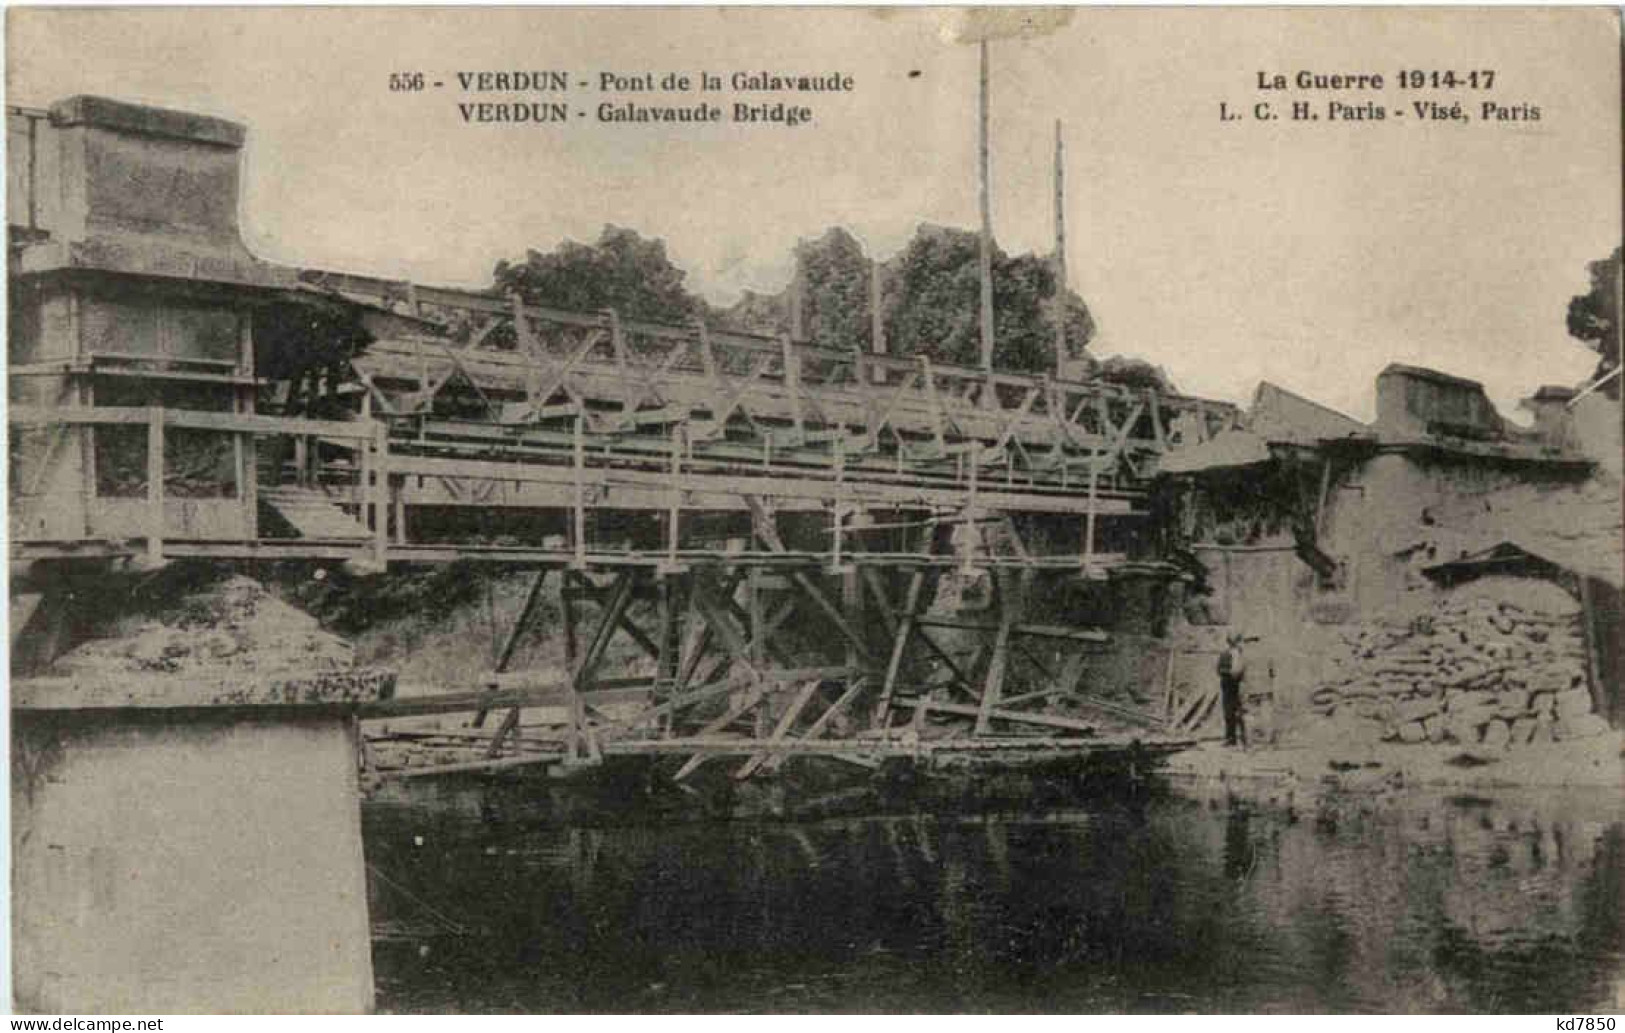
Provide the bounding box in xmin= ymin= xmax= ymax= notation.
xmin=8 ymin=6 xmax=1621 ymax=418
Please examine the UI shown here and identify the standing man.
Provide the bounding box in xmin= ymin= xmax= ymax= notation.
xmin=1217 ymin=632 xmax=1248 ymax=748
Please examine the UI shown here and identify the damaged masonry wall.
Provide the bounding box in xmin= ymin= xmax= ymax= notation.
xmin=1165 ymin=368 xmax=1622 ymax=748
xmin=1307 ymin=577 xmax=1603 ymax=748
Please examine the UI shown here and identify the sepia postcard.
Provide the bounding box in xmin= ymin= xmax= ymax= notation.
xmin=4 ymin=4 xmax=1622 ymax=1017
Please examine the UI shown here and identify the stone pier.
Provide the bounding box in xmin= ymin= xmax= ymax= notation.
xmin=11 ymin=669 xmax=392 ymax=1013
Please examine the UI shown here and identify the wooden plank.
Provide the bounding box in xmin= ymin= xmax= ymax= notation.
xmin=592 ymin=676 xmax=739 ymax=736
xmin=992 ymin=684 xmax=1072 ymax=708
xmin=860 ymin=567 xmax=898 ymax=635
xmin=876 ymin=571 xmax=926 ymax=726
xmin=735 ymin=678 xmax=822 ymax=779
xmin=893 ymin=698 xmax=1097 ymax=735
xmin=688 ymin=576 xmax=764 ymax=683
xmin=371 ymin=419 xmax=389 ymax=567
xmin=490 ymin=568 xmax=549 ymax=672
xmin=388 ymin=753 xmax=566 ymax=779
xmin=360 ymin=684 xmax=649 ymax=719
xmin=146 ymin=407 xmax=164 ymax=563
xmin=1068 ymin=694 xmax=1167 ymax=728
xmin=764 ymin=675 xmax=868 ymax=773
xmin=473 ymin=569 xmax=549 ymax=728
xmin=790 ymin=571 xmax=876 ymax=665
xmin=8 ymin=406 xmax=370 ymax=440
xmin=384 ymin=444 xmax=1143 ymax=517
xmin=575 ymin=571 xmax=635 ymax=689
xmin=1177 ymin=689 xmax=1218 ymax=732
xmin=672 ymin=679 xmax=773 ymax=780
xmin=910 ymin=625 xmax=978 ymax=691
xmin=743 ymin=495 xmax=875 ymax=663
xmin=914 ymin=616 xmax=1109 ymax=642
xmin=974 ymin=600 xmax=1014 ymax=734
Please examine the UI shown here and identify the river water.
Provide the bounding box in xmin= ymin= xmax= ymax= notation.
xmin=363 ymin=771 xmax=1624 ymax=1013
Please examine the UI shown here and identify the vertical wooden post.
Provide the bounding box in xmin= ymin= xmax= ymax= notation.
xmin=666 ymin=425 xmax=682 ymax=568
xmin=146 ymin=407 xmax=165 ymax=564
xmin=748 ymin=566 xmax=767 ymax=737
xmin=1578 ymin=577 xmax=1609 ymax=719
xmin=24 ymin=113 xmax=38 ymax=230
xmin=747 ymin=568 xmax=765 ymax=669
xmin=372 ymin=420 xmax=389 ymax=568
xmin=476 ymin=568 xmax=550 ymax=742
xmin=237 ymin=312 xmax=258 ymax=538
xmin=1083 ymin=452 xmax=1100 ymax=569
xmin=975 ymin=577 xmax=1015 ymax=735
xmin=966 ymin=449 xmax=980 ymax=550
xmin=782 ymin=335 xmax=804 ymax=443
xmin=562 ymin=571 xmax=580 ymax=758
xmin=790 ymin=257 xmax=805 ymax=341
xmin=67 ymin=290 xmax=95 ymax=537
xmin=842 ymin=565 xmax=862 ymax=674
xmin=572 ymin=414 xmax=587 ymax=569
xmin=509 ymin=293 xmax=529 ymax=352
xmin=831 ymin=506 xmax=845 ymax=571
xmin=1148 ymin=391 xmax=1167 ymax=454
xmin=609 ymin=309 xmax=632 ymax=417
xmin=393 ymin=476 xmax=407 ymax=545
xmin=877 ymin=570 xmax=926 ymax=728
xmin=657 ymin=574 xmax=679 ymax=685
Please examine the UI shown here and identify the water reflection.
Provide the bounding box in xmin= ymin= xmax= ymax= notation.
xmin=364 ymin=778 xmax=1624 ymax=1013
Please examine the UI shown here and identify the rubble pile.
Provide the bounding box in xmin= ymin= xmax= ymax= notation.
xmin=1307 ymin=578 xmax=1607 ymax=748
xmin=54 ymin=574 xmax=356 ymax=679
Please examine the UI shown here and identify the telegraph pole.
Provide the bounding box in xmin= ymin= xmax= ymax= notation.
xmin=1053 ymin=119 xmax=1067 ymax=377
xmin=978 ymin=39 xmax=995 ymax=374
xmin=871 ymin=257 xmax=886 ymax=383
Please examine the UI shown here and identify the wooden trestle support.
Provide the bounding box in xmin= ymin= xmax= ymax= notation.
xmin=369 ymin=528 xmax=1182 ymax=781
xmin=321 ymin=280 xmax=1222 ymax=777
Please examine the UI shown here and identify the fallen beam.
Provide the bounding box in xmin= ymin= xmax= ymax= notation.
xmin=890 ymin=698 xmax=1098 ymax=735
xmin=913 ymin=617 xmax=1110 ymax=642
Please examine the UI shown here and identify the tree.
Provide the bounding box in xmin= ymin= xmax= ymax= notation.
xmin=1093 ymin=354 xmax=1177 ymax=393
xmin=880 ymin=224 xmax=1095 ymax=374
xmin=1566 ymin=245 xmax=1621 ymax=396
xmin=492 ymin=225 xmax=704 ymax=325
xmin=794 ymin=227 xmax=871 ymax=350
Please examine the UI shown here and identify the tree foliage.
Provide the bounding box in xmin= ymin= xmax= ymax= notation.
xmin=794 ymin=227 xmax=872 ymax=350
xmin=1093 ymin=354 xmax=1177 ymax=393
xmin=719 ymin=223 xmax=1096 ymax=376
xmin=492 ymin=225 xmax=704 ymax=324
xmin=1567 ymin=246 xmax=1621 ymax=395
xmin=489 ymin=222 xmax=1141 ymax=384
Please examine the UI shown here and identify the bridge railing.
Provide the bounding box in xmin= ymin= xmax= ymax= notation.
xmin=305 ymin=269 xmax=1239 ymax=487
xmin=9 ymin=405 xmax=384 ymax=563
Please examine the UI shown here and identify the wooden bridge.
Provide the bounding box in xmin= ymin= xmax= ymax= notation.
xmin=9 ymin=95 xmax=1234 ymax=778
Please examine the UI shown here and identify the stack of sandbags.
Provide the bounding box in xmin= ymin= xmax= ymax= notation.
xmin=1305 ymin=578 xmax=1607 ymax=747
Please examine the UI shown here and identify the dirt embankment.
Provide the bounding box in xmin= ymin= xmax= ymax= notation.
xmin=51 ymin=573 xmax=355 ymax=679
xmin=268 ymin=563 xmax=637 ymax=695
xmin=48 ymin=563 xmax=587 ymax=696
